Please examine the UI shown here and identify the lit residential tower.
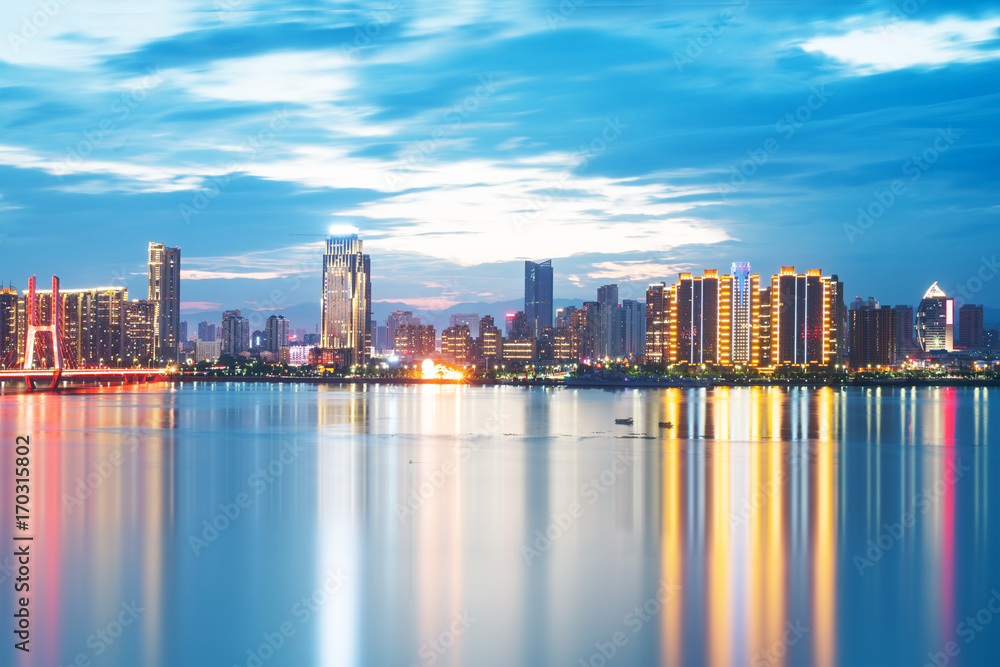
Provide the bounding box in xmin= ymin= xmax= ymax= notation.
xmin=321 ymin=229 xmax=372 ymax=366
xmin=148 ymin=242 xmax=180 ymax=362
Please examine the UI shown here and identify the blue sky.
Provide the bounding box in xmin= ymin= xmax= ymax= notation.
xmin=1 ymin=0 xmax=998 ymax=330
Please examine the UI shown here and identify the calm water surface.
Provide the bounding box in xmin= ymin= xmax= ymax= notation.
xmin=0 ymin=383 xmax=996 ymax=667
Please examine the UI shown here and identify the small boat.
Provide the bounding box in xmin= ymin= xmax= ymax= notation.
xmin=659 ymin=421 xmax=673 ymax=428
xmin=615 ymin=417 xmax=634 ymax=425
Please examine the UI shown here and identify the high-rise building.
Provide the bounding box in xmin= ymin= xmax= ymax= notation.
xmin=892 ymin=305 xmax=920 ymax=360
xmin=581 ymin=301 xmax=601 ymax=361
xmin=477 ymin=315 xmax=503 ymax=365
xmin=828 ymin=274 xmax=846 ymax=364
xmin=148 ymin=242 xmax=181 ymax=362
xmin=222 ymin=309 xmax=250 ymax=355
xmin=596 ymin=284 xmax=620 ymax=358
xmin=321 ymin=231 xmax=371 ymax=367
xmin=441 ymin=324 xmax=473 ymax=364
xmin=644 ymin=283 xmax=671 ymax=364
xmin=507 ymin=311 xmax=531 ymax=340
xmin=673 ymin=270 xmax=720 ymax=365
xmin=555 ymin=306 xmax=577 ymax=329
xmin=449 ymin=313 xmax=480 ymax=338
xmin=265 ymin=314 xmax=290 ymax=353
xmin=644 ymin=265 xmax=834 ymax=369
xmin=524 ymin=259 xmax=553 ymax=338
xmin=0 ymin=287 xmax=19 ymax=369
xmin=125 ymin=299 xmax=155 ymax=364
xmin=197 ymin=321 xmax=216 ymax=342
xmin=769 ymin=267 xmax=833 ymax=366
xmin=848 ymin=297 xmax=897 ymax=369
xmin=394 ymin=323 xmax=436 ymax=360
xmin=915 ymin=282 xmax=953 ymax=352
xmin=386 ymin=311 xmax=413 ymax=352
xmin=620 ymin=299 xmax=646 ymax=357
xmin=179 ymin=320 xmax=188 ymax=343
xmin=731 ymin=262 xmax=754 ymax=364
xmin=957 ymin=304 xmax=984 ymax=350
xmin=30 ymin=286 xmax=128 ymax=367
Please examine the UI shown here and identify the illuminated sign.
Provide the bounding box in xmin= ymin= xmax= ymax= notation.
xmin=946 ymin=299 xmax=953 ymax=325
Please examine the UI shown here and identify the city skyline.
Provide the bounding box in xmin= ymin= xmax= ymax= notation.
xmin=0 ymin=4 xmax=997 ymax=320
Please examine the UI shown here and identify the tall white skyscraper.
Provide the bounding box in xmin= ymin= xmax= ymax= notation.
xmin=731 ymin=261 xmax=752 ymax=364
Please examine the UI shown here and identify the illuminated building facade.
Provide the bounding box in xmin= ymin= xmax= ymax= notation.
xmin=441 ymin=324 xmax=473 ymax=365
xmin=30 ymin=286 xmax=128 ymax=367
xmin=915 ymin=282 xmax=953 ymax=352
xmin=148 ymin=242 xmax=180 ymax=361
xmin=477 ymin=315 xmax=503 ymax=365
xmin=321 ymin=232 xmax=372 ymax=366
xmin=644 ymin=283 xmax=671 ymax=364
xmin=0 ymin=287 xmax=19 ymax=368
xmin=125 ymin=299 xmax=155 ymax=364
xmin=386 ymin=310 xmax=414 ymax=352
xmin=673 ymin=270 xmax=720 ymax=365
xmin=394 ymin=324 xmax=436 ymax=360
xmin=644 ymin=265 xmax=835 ymax=370
xmin=769 ymin=267 xmax=832 ymax=366
xmin=502 ymin=337 xmax=537 ymax=363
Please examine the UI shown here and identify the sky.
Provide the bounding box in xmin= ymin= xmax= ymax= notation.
xmin=0 ymin=0 xmax=998 ymax=331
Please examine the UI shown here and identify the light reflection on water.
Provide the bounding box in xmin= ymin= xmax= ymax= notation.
xmin=0 ymin=384 xmax=995 ymax=666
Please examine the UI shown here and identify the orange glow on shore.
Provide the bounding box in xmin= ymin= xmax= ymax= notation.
xmin=421 ymin=358 xmax=464 ymax=380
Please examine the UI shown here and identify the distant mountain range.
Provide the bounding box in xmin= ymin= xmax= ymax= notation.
xmin=182 ymin=298 xmax=584 ymax=338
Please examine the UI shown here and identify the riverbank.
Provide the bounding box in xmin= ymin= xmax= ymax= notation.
xmin=171 ymin=375 xmax=1000 ymax=388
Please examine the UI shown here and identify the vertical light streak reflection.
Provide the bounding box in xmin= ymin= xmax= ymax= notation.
xmin=813 ymin=388 xmax=836 ymax=667
xmin=660 ymin=388 xmax=683 ymax=666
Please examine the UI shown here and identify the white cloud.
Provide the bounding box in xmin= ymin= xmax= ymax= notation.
xmin=181 ymin=269 xmax=286 ymax=280
xmin=0 ymin=0 xmax=205 ymax=68
xmin=586 ymin=261 xmax=692 ymax=283
xmin=801 ymin=15 xmax=1000 ymax=74
xmin=167 ymin=51 xmax=354 ymax=104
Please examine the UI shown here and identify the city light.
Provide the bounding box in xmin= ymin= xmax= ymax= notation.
xmin=421 ymin=358 xmax=464 ymax=380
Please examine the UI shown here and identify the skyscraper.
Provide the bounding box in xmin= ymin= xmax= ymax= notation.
xmin=386 ymin=310 xmax=413 ymax=353
xmin=915 ymin=282 xmax=953 ymax=352
xmin=620 ymin=299 xmax=646 ymax=357
xmin=197 ymin=321 xmax=216 ymax=342
xmin=596 ymin=284 xmax=620 ymax=358
xmin=265 ymin=314 xmax=290 ymax=353
xmin=892 ymin=305 xmax=920 ymax=359
xmin=148 ymin=242 xmax=181 ymax=362
xmin=848 ymin=297 xmax=897 ymax=368
xmin=644 ymin=283 xmax=671 ymax=364
xmin=321 ymin=230 xmax=371 ymax=367
xmin=674 ymin=270 xmax=720 ymax=365
xmin=769 ymin=267 xmax=832 ymax=366
xmin=449 ymin=313 xmax=480 ymax=338
xmin=0 ymin=287 xmax=20 ymax=368
xmin=125 ymin=299 xmax=156 ymax=365
xmin=957 ymin=304 xmax=984 ymax=349
xmin=524 ymin=260 xmax=553 ymax=338
xmin=222 ymin=309 xmax=250 ymax=355
xmin=730 ymin=262 xmax=758 ymax=364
